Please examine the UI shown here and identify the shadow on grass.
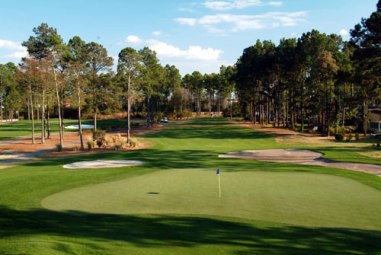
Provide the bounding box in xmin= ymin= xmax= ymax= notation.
xmin=0 ymin=206 xmax=380 ymax=254
xmin=144 ymin=125 xmax=273 ymax=140
xmin=23 ymin=149 xmax=292 ymax=171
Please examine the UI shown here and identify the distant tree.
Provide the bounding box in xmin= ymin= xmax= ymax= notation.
xmin=0 ymin=63 xmax=21 ymax=121
xmin=117 ymin=47 xmax=141 ymax=140
xmin=190 ymin=71 xmax=204 ymax=116
xmin=66 ymin=36 xmax=88 ymax=150
xmin=138 ymin=47 xmax=165 ymax=126
xmin=350 ymin=0 xmax=381 ymax=134
xmin=19 ymin=57 xmax=42 ymax=144
xmin=86 ymin=42 xmax=113 ymax=132
xmin=22 ymin=23 xmax=64 ymax=146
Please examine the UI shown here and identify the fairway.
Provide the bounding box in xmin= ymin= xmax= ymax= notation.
xmin=42 ymin=169 xmax=381 ymax=230
xmin=2 ymin=118 xmax=381 ymax=254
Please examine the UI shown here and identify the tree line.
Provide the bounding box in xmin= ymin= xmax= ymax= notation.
xmin=235 ymin=1 xmax=381 ymax=136
xmin=0 ymin=0 xmax=380 ymax=149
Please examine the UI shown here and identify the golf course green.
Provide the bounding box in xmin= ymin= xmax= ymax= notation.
xmin=1 ymin=118 xmax=381 ymax=254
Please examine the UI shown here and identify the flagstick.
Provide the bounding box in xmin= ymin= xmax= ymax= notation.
xmin=218 ymin=172 xmax=221 ymax=198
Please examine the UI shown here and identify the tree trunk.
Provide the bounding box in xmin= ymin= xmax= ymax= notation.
xmin=127 ymin=73 xmax=131 ymax=141
xmin=29 ymin=83 xmax=35 ymax=144
xmin=47 ymin=102 xmax=51 ymax=139
xmin=41 ymin=88 xmax=45 ymax=144
xmin=208 ymin=91 xmax=212 ymax=117
xmin=27 ymin=99 xmax=30 ymax=121
xmin=77 ymin=81 xmax=84 ymax=151
xmin=93 ymin=87 xmax=97 ymax=132
xmin=362 ymin=100 xmax=368 ymax=136
xmin=53 ymin=66 xmax=64 ymax=148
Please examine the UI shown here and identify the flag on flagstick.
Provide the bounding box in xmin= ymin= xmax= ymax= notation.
xmin=217 ymin=169 xmax=221 ymax=198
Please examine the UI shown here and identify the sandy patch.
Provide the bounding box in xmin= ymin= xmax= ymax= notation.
xmin=220 ymin=149 xmax=381 ymax=176
xmin=220 ymin=149 xmax=322 ymax=162
xmin=63 ymin=160 xmax=144 ymax=169
xmin=359 ymin=151 xmax=381 ymax=159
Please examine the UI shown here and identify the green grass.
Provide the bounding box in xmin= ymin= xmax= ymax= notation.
xmin=0 ymin=117 xmax=381 ymax=254
xmin=42 ymin=170 xmax=381 ymax=230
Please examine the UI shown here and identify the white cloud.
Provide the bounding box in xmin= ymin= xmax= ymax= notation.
xmin=269 ymin=1 xmax=283 ymax=6
xmin=339 ymin=29 xmax=349 ymax=37
xmin=176 ymin=18 xmax=197 ymax=26
xmin=0 ymin=39 xmax=28 ymax=60
xmin=153 ymin=31 xmax=162 ymax=36
xmin=126 ymin=35 xmax=142 ymax=44
xmin=0 ymin=39 xmax=24 ymax=51
xmin=176 ymin=11 xmax=307 ymax=32
xmin=147 ymin=39 xmax=222 ymax=61
xmin=203 ymin=0 xmax=262 ymax=10
xmin=4 ymin=49 xmax=28 ymax=59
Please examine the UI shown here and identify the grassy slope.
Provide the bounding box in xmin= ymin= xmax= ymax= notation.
xmin=0 ymin=118 xmax=381 ymax=254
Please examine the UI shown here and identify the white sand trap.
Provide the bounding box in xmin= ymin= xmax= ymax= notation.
xmin=220 ymin=149 xmax=323 ymax=162
xmin=220 ymin=149 xmax=381 ymax=176
xmin=63 ymin=160 xmax=144 ymax=169
xmin=65 ymin=124 xmax=94 ymax=130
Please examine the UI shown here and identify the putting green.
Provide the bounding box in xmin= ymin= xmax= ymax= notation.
xmin=42 ymin=170 xmax=381 ymax=229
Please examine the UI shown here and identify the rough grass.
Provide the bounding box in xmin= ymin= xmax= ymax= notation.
xmin=0 ymin=117 xmax=381 ymax=254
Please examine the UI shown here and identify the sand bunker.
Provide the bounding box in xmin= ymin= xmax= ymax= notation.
xmin=220 ymin=149 xmax=323 ymax=162
xmin=220 ymin=149 xmax=381 ymax=176
xmin=63 ymin=160 xmax=144 ymax=169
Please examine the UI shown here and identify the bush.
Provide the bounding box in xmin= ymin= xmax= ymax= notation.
xmin=87 ymin=141 xmax=93 ymax=150
xmin=128 ymin=137 xmax=139 ymax=147
xmin=346 ymin=133 xmax=353 ymax=142
xmin=56 ymin=143 xmax=63 ymax=152
xmin=93 ymin=130 xmax=106 ymax=148
xmin=113 ymin=144 xmax=122 ymax=151
xmin=355 ymin=132 xmax=360 ymax=141
xmin=334 ymin=133 xmax=344 ymax=141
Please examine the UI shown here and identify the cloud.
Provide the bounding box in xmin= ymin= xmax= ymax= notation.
xmin=153 ymin=31 xmax=162 ymax=36
xmin=268 ymin=1 xmax=283 ymax=6
xmin=4 ymin=49 xmax=28 ymax=59
xmin=123 ymin=35 xmax=224 ymax=74
xmin=147 ymin=39 xmax=222 ymax=61
xmin=176 ymin=11 xmax=307 ymax=32
xmin=0 ymin=39 xmax=24 ymax=51
xmin=126 ymin=35 xmax=142 ymax=44
xmin=203 ymin=0 xmax=262 ymax=10
xmin=0 ymin=39 xmax=28 ymax=60
xmin=339 ymin=29 xmax=349 ymax=37
xmin=176 ymin=18 xmax=198 ymax=26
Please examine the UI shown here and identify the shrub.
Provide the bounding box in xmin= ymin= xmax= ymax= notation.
xmin=334 ymin=133 xmax=344 ymax=141
xmin=93 ymin=130 xmax=106 ymax=148
xmin=346 ymin=133 xmax=353 ymax=142
xmin=355 ymin=132 xmax=360 ymax=141
xmin=113 ymin=144 xmax=122 ymax=151
xmin=129 ymin=137 xmax=139 ymax=147
xmin=56 ymin=143 xmax=63 ymax=152
xmin=87 ymin=141 xmax=93 ymax=151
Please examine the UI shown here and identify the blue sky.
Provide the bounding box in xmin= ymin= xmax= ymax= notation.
xmin=0 ymin=0 xmax=378 ymax=75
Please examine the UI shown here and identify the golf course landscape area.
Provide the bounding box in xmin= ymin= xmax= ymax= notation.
xmin=1 ymin=118 xmax=381 ymax=254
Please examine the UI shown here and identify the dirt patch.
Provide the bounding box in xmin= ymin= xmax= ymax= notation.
xmin=0 ymin=124 xmax=161 ymax=160
xmin=0 ymin=132 xmax=80 ymax=154
xmin=238 ymin=122 xmax=370 ymax=148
